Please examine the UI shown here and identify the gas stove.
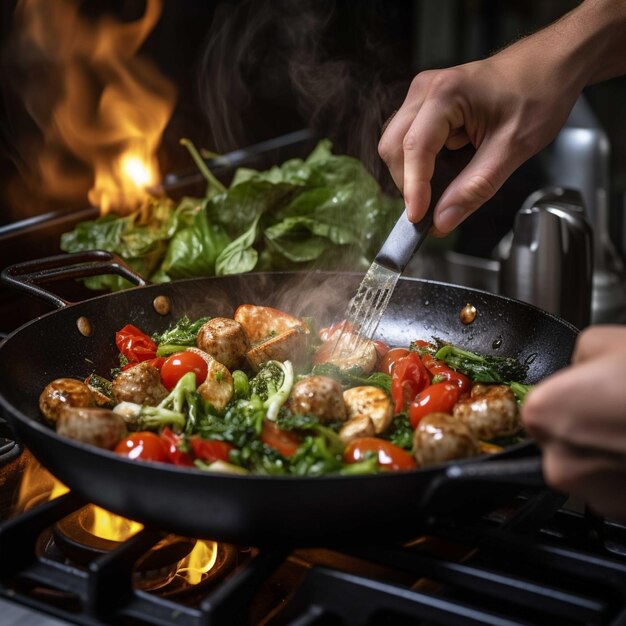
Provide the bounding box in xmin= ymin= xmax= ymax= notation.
xmin=2 ymin=427 xmax=626 ymax=626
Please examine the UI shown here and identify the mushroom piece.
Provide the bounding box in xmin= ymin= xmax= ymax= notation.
xmin=452 ymin=384 xmax=521 ymax=440
xmin=196 ymin=317 xmax=249 ymax=369
xmin=39 ymin=378 xmax=94 ymax=425
xmin=112 ymin=361 xmax=168 ymax=407
xmin=343 ymin=386 xmax=393 ymax=434
xmin=287 ymin=375 xmax=347 ymax=423
xmin=246 ymin=328 xmax=308 ymax=372
xmin=413 ymin=412 xmax=480 ymax=467
xmin=187 ymin=348 xmax=234 ymax=412
xmin=56 ymin=406 xmax=127 ymax=450
xmin=339 ymin=414 xmax=376 ymax=443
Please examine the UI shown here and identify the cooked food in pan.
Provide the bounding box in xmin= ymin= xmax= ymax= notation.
xmin=39 ymin=305 xmax=532 ymax=475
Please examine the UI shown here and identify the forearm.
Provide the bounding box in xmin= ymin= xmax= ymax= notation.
xmin=513 ymin=0 xmax=626 ymax=88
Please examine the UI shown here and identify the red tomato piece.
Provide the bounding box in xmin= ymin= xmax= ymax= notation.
xmin=409 ymin=383 xmax=461 ymax=428
xmin=189 ymin=438 xmax=235 ymax=463
xmin=391 ymin=352 xmax=430 ymax=413
xmin=378 ymin=347 xmax=410 ymax=374
xmin=160 ymin=352 xmax=208 ymax=390
xmin=260 ymin=420 xmax=301 ymax=457
xmin=372 ymin=340 xmax=390 ymax=361
xmin=422 ymin=354 xmax=471 ymax=396
xmin=160 ymin=427 xmax=194 ymax=466
xmin=343 ymin=437 xmax=416 ymax=472
xmin=115 ymin=324 xmax=157 ymax=364
xmin=234 ymin=304 xmax=306 ymax=344
xmin=115 ymin=432 xmax=168 ymax=463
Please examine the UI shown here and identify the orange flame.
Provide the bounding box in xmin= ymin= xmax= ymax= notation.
xmin=12 ymin=0 xmax=176 ymax=215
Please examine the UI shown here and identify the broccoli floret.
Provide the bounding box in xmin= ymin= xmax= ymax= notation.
xmin=250 ymin=360 xmax=294 ymax=421
xmin=113 ymin=401 xmax=186 ymax=432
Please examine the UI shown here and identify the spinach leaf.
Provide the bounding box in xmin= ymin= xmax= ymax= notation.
xmin=215 ymin=214 xmax=260 ymax=275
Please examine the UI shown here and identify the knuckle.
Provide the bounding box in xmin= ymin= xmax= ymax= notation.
xmin=402 ymin=129 xmax=420 ymax=153
xmin=378 ymin=135 xmax=392 ymax=163
xmin=464 ymin=173 xmax=498 ymax=204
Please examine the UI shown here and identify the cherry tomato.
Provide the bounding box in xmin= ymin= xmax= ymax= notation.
xmin=343 ymin=437 xmax=416 ymax=472
xmin=115 ymin=432 xmax=167 ymax=463
xmin=115 ymin=324 xmax=157 ymax=364
xmin=160 ymin=352 xmax=208 ymax=390
xmin=409 ymin=383 xmax=461 ymax=428
xmin=422 ymin=354 xmax=471 ymax=396
xmin=260 ymin=420 xmax=301 ymax=457
xmin=160 ymin=427 xmax=194 ymax=466
xmin=234 ymin=304 xmax=306 ymax=344
xmin=189 ymin=437 xmax=235 ymax=463
xmin=378 ymin=347 xmax=410 ymax=374
xmin=391 ymin=352 xmax=430 ymax=413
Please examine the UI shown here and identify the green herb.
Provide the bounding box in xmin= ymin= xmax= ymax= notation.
xmin=509 ymin=381 xmax=534 ymax=404
xmin=381 ymin=414 xmax=413 ymax=451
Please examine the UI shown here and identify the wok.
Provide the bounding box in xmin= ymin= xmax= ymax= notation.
xmin=0 ymin=251 xmax=578 ymax=545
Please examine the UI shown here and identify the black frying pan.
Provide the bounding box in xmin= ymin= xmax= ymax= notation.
xmin=0 ymin=251 xmax=578 ymax=544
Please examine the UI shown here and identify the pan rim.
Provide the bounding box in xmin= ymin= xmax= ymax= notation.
xmin=0 ymin=270 xmax=570 ymax=484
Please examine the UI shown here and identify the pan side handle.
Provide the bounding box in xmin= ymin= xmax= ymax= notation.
xmin=419 ymin=456 xmax=549 ymax=515
xmin=1 ymin=250 xmax=147 ymax=309
xmin=444 ymin=457 xmax=545 ymax=486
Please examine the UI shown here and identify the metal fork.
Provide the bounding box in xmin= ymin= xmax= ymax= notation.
xmin=331 ymin=205 xmax=434 ymax=358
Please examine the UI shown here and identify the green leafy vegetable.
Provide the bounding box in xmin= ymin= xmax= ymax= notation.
xmin=60 ymin=139 xmax=402 ymax=291
xmin=153 ymin=315 xmax=209 ymax=356
xmin=310 ymin=363 xmax=392 ymax=394
xmin=509 ymin=381 xmax=534 ymax=404
xmin=434 ymin=343 xmax=528 ymax=383
xmin=381 ymin=414 xmax=413 ymax=451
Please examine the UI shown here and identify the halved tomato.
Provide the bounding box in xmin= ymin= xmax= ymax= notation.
xmin=343 ymin=437 xmax=416 ymax=471
xmin=115 ymin=432 xmax=167 ymax=463
xmin=260 ymin=420 xmax=301 ymax=457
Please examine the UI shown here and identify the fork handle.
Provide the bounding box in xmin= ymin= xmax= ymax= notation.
xmin=374 ymin=205 xmax=435 ymax=273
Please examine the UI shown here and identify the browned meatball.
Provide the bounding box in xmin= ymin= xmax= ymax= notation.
xmin=196 ymin=317 xmax=249 ymax=369
xmin=287 ymin=375 xmax=347 ymax=422
xmin=112 ymin=362 xmax=168 ymax=406
xmin=453 ymin=384 xmax=520 ymax=440
xmin=39 ymin=378 xmax=94 ymax=425
xmin=413 ymin=412 xmax=479 ymax=467
xmin=56 ymin=407 xmax=127 ymax=450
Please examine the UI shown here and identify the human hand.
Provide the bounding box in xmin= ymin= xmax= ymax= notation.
xmin=376 ymin=0 xmax=626 ymax=235
xmin=522 ymin=325 xmax=626 ymax=521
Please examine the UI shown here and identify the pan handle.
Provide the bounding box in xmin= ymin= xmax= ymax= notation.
xmin=419 ymin=456 xmax=548 ymax=514
xmin=1 ymin=250 xmax=147 ymax=309
xmin=444 ymin=456 xmax=545 ymax=486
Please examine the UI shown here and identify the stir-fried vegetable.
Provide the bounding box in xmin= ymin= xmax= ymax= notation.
xmin=40 ymin=304 xmax=536 ymax=475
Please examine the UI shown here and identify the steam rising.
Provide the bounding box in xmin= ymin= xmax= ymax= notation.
xmin=198 ymin=0 xmax=407 ymax=185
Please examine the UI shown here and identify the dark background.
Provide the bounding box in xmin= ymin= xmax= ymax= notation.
xmin=1 ymin=0 xmax=625 ymax=254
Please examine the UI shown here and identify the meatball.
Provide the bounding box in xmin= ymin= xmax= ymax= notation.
xmin=453 ymin=384 xmax=520 ymax=440
xmin=287 ymin=375 xmax=347 ymax=423
xmin=112 ymin=361 xmax=168 ymax=406
xmin=39 ymin=378 xmax=94 ymax=425
xmin=413 ymin=412 xmax=479 ymax=467
xmin=56 ymin=407 xmax=127 ymax=450
xmin=196 ymin=317 xmax=249 ymax=369
xmin=343 ymin=386 xmax=393 ymax=434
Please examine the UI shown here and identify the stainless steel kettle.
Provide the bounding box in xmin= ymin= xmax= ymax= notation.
xmin=498 ymin=187 xmax=593 ymax=329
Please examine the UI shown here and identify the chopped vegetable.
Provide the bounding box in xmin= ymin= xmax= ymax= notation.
xmin=434 ymin=343 xmax=528 ymax=384
xmin=153 ymin=315 xmax=210 ymax=356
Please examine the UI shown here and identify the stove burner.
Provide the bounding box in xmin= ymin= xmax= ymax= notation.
xmin=51 ymin=506 xmax=238 ymax=597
